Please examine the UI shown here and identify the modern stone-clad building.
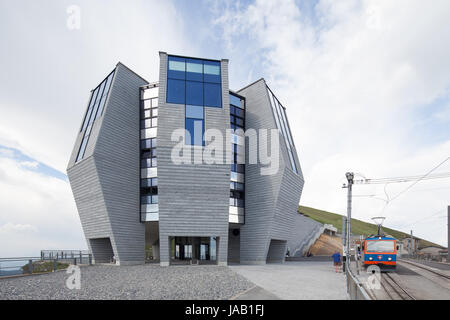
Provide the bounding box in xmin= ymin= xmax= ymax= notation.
xmin=67 ymin=52 xmax=314 ymax=266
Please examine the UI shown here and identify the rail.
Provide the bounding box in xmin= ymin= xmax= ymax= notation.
xmin=399 ymin=258 xmax=450 ymax=280
xmin=0 ymin=253 xmax=92 ymax=278
xmin=381 ymin=273 xmax=415 ymax=300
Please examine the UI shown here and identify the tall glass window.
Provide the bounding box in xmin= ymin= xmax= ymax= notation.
xmin=185 ymin=105 xmax=204 ymax=146
xmin=266 ymin=86 xmax=298 ymax=174
xmin=76 ymin=69 xmax=115 ymax=163
xmin=229 ymin=92 xmax=245 ymax=210
xmin=140 ymin=84 xmax=159 ymax=221
xmin=167 ymin=55 xmax=222 ymax=145
xmin=167 ymin=55 xmax=222 ymax=108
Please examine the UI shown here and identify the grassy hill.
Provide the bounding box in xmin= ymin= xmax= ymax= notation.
xmin=299 ymin=205 xmax=444 ymax=249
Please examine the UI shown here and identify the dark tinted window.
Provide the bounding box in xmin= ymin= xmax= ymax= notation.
xmin=167 ymin=79 xmax=185 ymax=104
xmin=204 ymin=82 xmax=221 ymax=107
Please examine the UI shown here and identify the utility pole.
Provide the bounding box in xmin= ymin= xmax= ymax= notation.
xmin=345 ymin=172 xmax=354 ymax=275
xmin=447 ymin=206 xmax=449 ymax=263
xmin=341 ymin=216 xmax=347 ymax=272
xmin=410 ymin=230 xmax=414 ymax=257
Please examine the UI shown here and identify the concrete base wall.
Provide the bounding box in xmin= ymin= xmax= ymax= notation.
xmin=266 ymin=239 xmax=287 ymax=263
xmin=89 ymin=238 xmax=114 ymax=263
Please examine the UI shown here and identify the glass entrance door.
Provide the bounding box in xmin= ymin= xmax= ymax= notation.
xmin=170 ymin=236 xmax=217 ymax=265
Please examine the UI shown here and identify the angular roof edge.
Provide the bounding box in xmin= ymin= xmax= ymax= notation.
xmin=236 ymin=78 xmax=265 ymax=93
xmin=116 ymin=61 xmax=150 ymax=84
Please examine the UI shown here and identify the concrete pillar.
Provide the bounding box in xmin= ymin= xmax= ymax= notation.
xmin=152 ymin=244 xmax=160 ymax=260
xmin=159 ymin=235 xmax=170 ymax=266
xmin=217 ymin=236 xmax=228 ymax=266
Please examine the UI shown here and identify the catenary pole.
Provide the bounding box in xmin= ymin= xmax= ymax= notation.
xmin=345 ymin=172 xmax=354 ymax=276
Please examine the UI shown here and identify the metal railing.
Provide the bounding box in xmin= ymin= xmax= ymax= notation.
xmin=346 ymin=268 xmax=371 ymax=300
xmin=0 ymin=253 xmax=92 ymax=278
xmin=40 ymin=250 xmax=90 ymax=262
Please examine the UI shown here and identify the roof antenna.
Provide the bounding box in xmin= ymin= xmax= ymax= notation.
xmin=371 ymin=217 xmax=386 ymax=237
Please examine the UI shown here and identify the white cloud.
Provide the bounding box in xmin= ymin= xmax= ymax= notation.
xmin=19 ymin=161 xmax=39 ymax=169
xmin=0 ymin=146 xmax=14 ymax=158
xmin=215 ymin=0 xmax=450 ymax=246
xmin=0 ymin=157 xmax=86 ymax=257
xmin=0 ymin=0 xmax=201 ymax=257
xmin=0 ymin=0 xmax=197 ymax=172
xmin=0 ymin=223 xmax=38 ymax=233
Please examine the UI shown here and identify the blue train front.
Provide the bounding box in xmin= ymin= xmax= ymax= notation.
xmin=362 ymin=236 xmax=398 ymax=270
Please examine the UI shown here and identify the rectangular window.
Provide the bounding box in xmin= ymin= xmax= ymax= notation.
xmin=76 ymin=135 xmax=89 ymax=163
xmin=204 ymin=82 xmax=221 ymax=108
xmin=141 ymin=159 xmax=151 ymax=168
xmin=185 ymin=105 xmax=204 ymax=146
xmin=142 ymin=87 xmax=158 ymax=100
xmin=88 ymin=80 xmax=106 ymax=126
xmin=168 ymin=56 xmax=186 ymax=79
xmin=141 ymin=178 xmax=158 ymax=188
xmin=142 ymin=109 xmax=151 ymax=118
xmin=186 ymin=105 xmax=204 ymax=119
xmin=186 ymin=58 xmax=203 ymax=81
xmin=81 ymin=88 xmax=98 ymax=132
xmin=96 ymin=71 xmax=115 ymax=119
xmin=76 ymin=69 xmax=116 ymax=163
xmin=186 ymin=118 xmax=204 ymax=146
xmin=186 ymin=81 xmax=203 ymax=106
xmin=230 ymin=94 xmax=242 ymax=108
xmin=166 ymin=55 xmax=222 ymax=108
xmin=143 ymin=99 xmax=151 ymax=109
xmin=266 ymin=86 xmax=298 ymax=174
xmin=203 ymin=60 xmax=221 ymax=83
xmin=141 ymin=195 xmax=158 ymax=205
xmin=230 ymin=182 xmax=244 ymax=191
xmin=141 ymin=138 xmax=156 ymax=149
xmin=167 ymin=79 xmax=185 ymax=104
xmin=140 ymin=84 xmax=158 ymax=222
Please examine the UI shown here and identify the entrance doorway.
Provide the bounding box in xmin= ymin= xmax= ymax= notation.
xmin=170 ymin=237 xmax=217 ymax=265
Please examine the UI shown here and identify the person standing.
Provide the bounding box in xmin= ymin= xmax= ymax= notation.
xmin=332 ymin=251 xmax=342 ymax=273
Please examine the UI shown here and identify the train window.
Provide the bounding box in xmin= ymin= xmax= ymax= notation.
xmin=366 ymin=240 xmax=395 ymax=252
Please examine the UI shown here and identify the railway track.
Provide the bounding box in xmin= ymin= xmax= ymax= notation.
xmin=381 ymin=272 xmax=416 ymax=300
xmin=399 ymin=259 xmax=450 ymax=281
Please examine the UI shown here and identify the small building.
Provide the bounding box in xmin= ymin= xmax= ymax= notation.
xmin=439 ymin=249 xmax=448 ymax=262
xmin=417 ymin=246 xmax=447 ymax=261
xmin=400 ymin=236 xmax=419 ymax=255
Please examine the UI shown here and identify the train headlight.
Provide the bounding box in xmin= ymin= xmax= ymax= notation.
xmin=369 ymin=257 xmax=373 ymax=260
xmin=388 ymin=257 xmax=392 ymax=261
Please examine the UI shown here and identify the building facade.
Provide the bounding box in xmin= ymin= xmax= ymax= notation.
xmin=67 ymin=52 xmax=313 ymax=266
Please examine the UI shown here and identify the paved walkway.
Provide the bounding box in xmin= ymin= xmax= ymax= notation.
xmin=230 ymin=261 xmax=348 ymax=300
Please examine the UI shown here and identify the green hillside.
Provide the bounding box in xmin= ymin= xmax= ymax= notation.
xmin=299 ymin=205 xmax=444 ymax=249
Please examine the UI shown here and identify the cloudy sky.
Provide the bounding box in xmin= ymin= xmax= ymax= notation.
xmin=0 ymin=0 xmax=449 ymax=256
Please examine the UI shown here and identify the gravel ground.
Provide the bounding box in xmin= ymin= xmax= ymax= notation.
xmin=0 ymin=264 xmax=254 ymax=300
